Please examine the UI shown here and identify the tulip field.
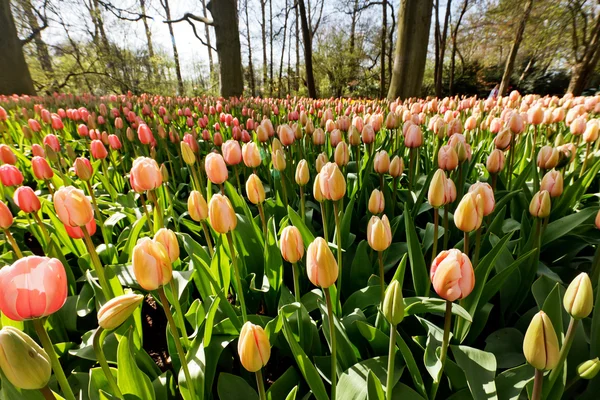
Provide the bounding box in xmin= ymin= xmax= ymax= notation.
xmin=0 ymin=92 xmax=600 ymax=400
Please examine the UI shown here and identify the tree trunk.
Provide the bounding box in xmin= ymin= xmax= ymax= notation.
xmin=379 ymin=0 xmax=387 ymax=98
xmin=278 ymin=0 xmax=289 ymax=98
xmin=207 ymin=0 xmax=244 ymax=97
xmin=297 ymin=0 xmax=317 ymax=98
xmin=244 ymin=0 xmax=256 ymax=96
xmin=387 ymin=0 xmax=433 ymax=100
xmin=201 ymin=0 xmax=215 ymax=81
xmin=161 ymin=0 xmax=184 ymax=94
xmin=449 ymin=0 xmax=468 ymax=95
xmin=350 ymin=0 xmax=358 ymax=53
xmin=498 ymin=0 xmax=534 ymax=96
xmin=434 ymin=0 xmax=451 ymax=97
xmin=261 ymin=0 xmax=267 ymax=94
xmin=269 ymin=0 xmax=274 ymax=97
xmin=295 ymin=2 xmax=300 ymax=91
xmin=22 ymin=0 xmax=53 ymax=76
xmin=567 ymin=13 xmax=600 ymax=95
xmin=140 ymin=0 xmax=154 ymax=77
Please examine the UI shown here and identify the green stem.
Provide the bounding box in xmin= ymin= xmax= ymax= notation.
xmin=590 ymin=244 xmax=600 ymax=287
xmin=256 ymin=369 xmax=267 ymax=400
xmin=280 ymin=172 xmax=289 ymax=207
xmin=149 ymin=190 xmax=164 ymax=231
xmin=82 ymin=225 xmax=114 ymax=300
xmin=157 ymin=287 xmax=196 ymax=400
xmin=532 ymin=369 xmax=544 ymax=400
xmin=92 ymin=327 xmax=124 ymax=399
xmin=443 ymin=204 xmax=449 ymax=250
xmin=4 ymin=229 xmax=23 ymax=258
xmin=507 ymin=134 xmax=516 ymax=189
xmin=379 ymin=251 xmax=385 ymax=313
xmin=86 ymin=181 xmax=110 ymax=247
xmin=169 ymin=280 xmax=191 ymax=348
xmin=432 ymin=209 xmax=439 ymax=265
xmin=258 ymin=202 xmax=268 ymax=238
xmin=473 ymin=227 xmax=482 ymax=267
xmin=408 ymin=148 xmax=415 ymax=192
xmin=32 ymin=212 xmax=51 ymax=246
xmin=546 ymin=318 xmax=579 ymax=395
xmin=226 ymin=231 xmax=248 ymax=322
xmin=320 ymin=202 xmax=329 ymax=243
xmin=201 ymin=221 xmax=214 ymax=258
xmin=300 ymin=185 xmax=306 ymax=222
xmin=334 ymin=201 xmax=343 ymax=300
xmin=430 ymin=300 xmax=452 ymax=400
xmin=324 ymin=287 xmax=337 ymax=400
xmin=140 ymin=194 xmax=154 ymax=232
xmin=292 ymin=262 xmax=304 ymax=345
xmin=580 ymin=142 xmax=592 ymax=178
xmin=33 ymin=318 xmax=76 ymax=400
xmin=463 ymin=231 xmax=470 ymax=257
xmin=386 ymin=325 xmax=396 ymax=400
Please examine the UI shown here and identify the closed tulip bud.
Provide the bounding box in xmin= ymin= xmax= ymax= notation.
xmin=444 ymin=177 xmax=457 ymax=204
xmin=90 ymin=139 xmax=108 ymax=160
xmin=160 ymin=164 xmax=169 ymax=182
xmin=205 ymin=153 xmax=229 ymax=184
xmin=334 ymin=142 xmax=349 ymax=167
xmin=280 ymin=226 xmax=304 ymax=263
xmin=238 ymin=321 xmax=271 ymax=372
xmin=348 ymin=125 xmax=361 ymax=146
xmin=242 ymin=142 xmax=262 ymax=168
xmin=313 ymin=173 xmax=325 ymax=202
xmin=132 ymin=238 xmax=172 ymax=291
xmin=383 ymin=280 xmax=404 ymax=325
xmin=188 ymin=191 xmax=208 ymax=221
xmin=313 ymin=128 xmax=326 ymax=145
xmin=0 ymin=165 xmax=23 ymax=187
xmin=454 ymin=192 xmax=484 ymax=232
xmin=405 ymin=125 xmax=423 ymax=148
xmin=494 ymin=128 xmax=512 ymax=151
xmin=529 ymin=190 xmax=551 ymax=218
xmin=464 ymin=116 xmax=477 ymax=131
xmin=528 ymin=106 xmax=544 ymax=125
xmin=0 ymin=200 xmax=13 ymax=229
xmin=540 ymin=170 xmax=563 ymax=197
xmin=577 ymin=358 xmax=600 ymax=380
xmin=374 ymin=150 xmax=390 ymax=174
xmin=74 ymin=157 xmax=93 ymax=181
xmin=31 ymin=156 xmax=53 ymax=180
xmin=438 ymin=145 xmax=459 ymax=171
xmin=209 ymin=193 xmax=237 ymax=233
xmin=13 ymin=186 xmax=41 ymax=213
xmin=537 ymin=146 xmax=559 ymax=169
xmin=306 ymin=237 xmax=338 ymax=288
xmin=430 ymin=249 xmax=474 ymax=301
xmin=455 ymin=141 xmax=469 ymax=163
xmin=31 ymin=144 xmax=45 ymax=158
xmin=223 ymin=140 xmax=242 ymax=165
xmin=181 ymin=141 xmax=196 ymax=165
xmin=54 ymin=186 xmax=94 ymax=227
xmin=571 ymin=116 xmax=586 ymax=135
xmin=97 ymin=293 xmax=144 ymax=330
xmin=0 ymin=327 xmax=51 ymax=390
xmin=368 ymin=189 xmax=385 ymax=214
xmin=0 ymin=145 xmax=16 ymax=165
xmin=295 ymin=160 xmax=310 ymax=185
xmin=523 ymin=311 xmax=559 ymax=370
xmin=278 ymin=124 xmax=295 ymax=146
xmin=583 ymin=120 xmax=599 ymax=143
xmin=272 ymin=149 xmax=287 ymax=171
xmin=246 ymin=174 xmax=266 ymax=204
xmin=126 ymin=127 xmax=135 ymax=142
xmin=468 ymin=182 xmax=495 ymax=216
xmin=137 ymin=124 xmax=154 ymax=144
xmin=389 ymin=156 xmax=404 ymax=178
xmin=361 ymin=124 xmax=375 ymax=144
xmin=486 ymin=149 xmax=505 ymax=174
xmin=367 ymin=215 xmax=392 ymax=252
xmin=319 ymin=162 xmax=346 ymax=201
xmin=508 ymin=113 xmax=525 ymax=134
xmin=563 ymin=272 xmax=593 ymax=319
xmin=154 ymin=228 xmax=180 ymax=263
xmin=428 ymin=169 xmax=447 ymax=208
xmin=316 ymin=152 xmax=328 ymax=173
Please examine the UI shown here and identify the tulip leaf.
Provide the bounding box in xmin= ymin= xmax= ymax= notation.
xmin=203 ymin=297 xmax=221 ymax=347
xmin=217 ymin=372 xmax=259 ymax=400
xmin=0 ymin=369 xmax=44 ymax=400
xmin=266 ymin=367 xmax=300 ymax=400
xmin=264 ymin=216 xmax=283 ymax=305
xmin=366 ymin=370 xmax=385 ymax=400
xmin=495 ymin=364 xmax=534 ymax=400
xmin=542 ymin=206 xmax=598 ymax=246
xmin=117 ymin=328 xmax=156 ymax=400
xmin=404 ymin=206 xmax=429 ymax=297
xmin=89 ymin=367 xmax=117 ymax=400
xmin=288 ymin=205 xmax=316 ymax=246
xmin=336 ymin=355 xmax=404 ymax=400
xmin=450 ymin=345 xmax=498 ymax=400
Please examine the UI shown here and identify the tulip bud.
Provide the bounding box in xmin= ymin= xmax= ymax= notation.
xmin=374 ymin=150 xmax=390 ymax=174
xmin=319 ymin=162 xmax=346 ymax=201
xmin=367 ymin=215 xmax=392 ymax=252
xmin=577 ymin=358 xmax=600 ymax=380
xmin=383 ymin=280 xmax=404 ymax=325
xmin=313 ymin=173 xmax=324 ymax=203
xmin=596 ymin=209 xmax=600 ymax=230
xmin=486 ymin=149 xmax=505 ymax=174
xmin=54 ymin=186 xmax=94 ymax=227
xmin=529 ymin=190 xmax=551 ymax=218
xmin=306 ymin=237 xmax=338 ymax=288
xmin=316 ymin=152 xmax=328 ymax=173
xmin=563 ymin=272 xmax=593 ymax=319
xmin=205 ymin=153 xmax=228 ymax=184
xmin=523 ymin=311 xmax=559 ymax=370
xmin=0 ymin=200 xmax=13 ymax=229
xmin=537 ymin=146 xmax=559 ymax=170
xmin=468 ymin=182 xmax=495 ymax=216
xmin=428 ymin=169 xmax=447 ymax=208
xmin=348 ymin=125 xmax=360 ymax=146
xmin=242 ymin=143 xmax=262 ymax=168
xmin=540 ymin=170 xmax=563 ymax=197
xmin=160 ymin=164 xmax=169 ymax=182
xmin=132 ymin=237 xmax=173 ymax=291
xmin=334 ymin=142 xmax=349 ymax=167
xmin=438 ymin=145 xmax=459 ymax=171
xmin=188 ymin=190 xmax=208 ymax=221
xmin=0 ymin=327 xmax=51 ymax=390
xmin=272 ymin=149 xmax=287 ymax=171
xmin=97 ymin=293 xmax=144 ymax=330
xmin=295 ymin=160 xmax=310 ymax=186
xmin=246 ymin=174 xmax=266 ymax=205
xmin=181 ymin=142 xmax=196 ymax=165
xmin=368 ymin=189 xmax=385 ymax=214
xmin=494 ymin=128 xmax=512 ymax=150
xmin=74 ymin=157 xmax=93 ymax=181
xmin=238 ymin=321 xmax=271 ymax=372
xmin=430 ymin=249 xmax=474 ymax=301
xmin=154 ymin=228 xmax=180 ymax=263
xmin=280 ymin=226 xmax=304 ymax=263
xmin=454 ymin=192 xmax=484 ymax=232
xmin=389 ymin=156 xmax=404 ymax=178
xmin=208 ymin=193 xmax=237 ymax=233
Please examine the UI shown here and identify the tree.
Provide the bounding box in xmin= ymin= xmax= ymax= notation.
xmin=387 ymin=0 xmax=434 ymax=100
xmin=448 ymin=0 xmax=469 ymax=95
xmin=20 ymin=0 xmax=53 ymax=77
xmin=139 ymin=0 xmax=155 ymax=77
xmin=379 ymin=0 xmax=387 ymax=97
xmin=298 ymin=0 xmax=317 ymax=97
xmin=160 ymin=0 xmax=184 ymax=94
xmin=434 ymin=0 xmax=452 ymax=97
xmin=0 ymin=0 xmax=36 ymax=95
xmin=567 ymin=1 xmax=600 ymax=95
xmin=498 ymin=0 xmax=534 ymax=96
xmin=242 ymin=0 xmax=256 ymax=95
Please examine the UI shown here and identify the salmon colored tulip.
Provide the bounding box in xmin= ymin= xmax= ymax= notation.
xmin=242 ymin=143 xmax=262 ymax=168
xmin=188 ymin=190 xmax=208 ymax=221
xmin=97 ymin=293 xmax=144 ymax=331
xmin=0 ymin=200 xmax=13 ymax=229
xmin=430 ymin=249 xmax=474 ymax=301
xmin=389 ymin=156 xmax=404 ymax=178
xmin=486 ymin=149 xmax=505 ymax=174
xmin=64 ymin=219 xmax=97 ymax=239
xmin=278 ymin=124 xmax=295 ymax=146
xmin=0 ymin=165 xmax=23 ymax=187
xmin=132 ymin=238 xmax=173 ymax=291
xmin=53 ymin=186 xmax=94 ymax=227
xmin=238 ymin=321 xmax=271 ymax=372
xmin=74 ymin=157 xmax=93 ymax=181
xmin=13 ymin=186 xmax=40 ymax=213
xmin=205 ymin=153 xmax=228 ymax=184
xmin=280 ymin=226 xmax=304 ymax=263
xmin=540 ymin=170 xmax=563 ymax=197
xmin=319 ymin=162 xmax=346 ymax=201
xmin=0 ymin=256 xmax=67 ymax=321
xmin=208 ymin=193 xmax=237 ymax=234
xmin=31 ymin=156 xmax=53 ymax=180
xmin=468 ymin=182 xmax=495 ymax=216
xmin=306 ymin=237 xmax=338 ymax=288
xmin=295 ymin=160 xmax=310 ymax=185
xmin=222 ymin=140 xmax=242 ymax=166
xmin=454 ymin=192 xmax=484 ymax=232
xmin=537 ymin=146 xmax=559 ymax=170
xmin=130 ymin=157 xmax=162 ymax=192
xmin=43 ymin=134 xmax=60 ymax=152
xmin=405 ymin=124 xmax=423 ymax=148
xmin=154 ymin=228 xmax=180 ymax=263
xmin=108 ymin=134 xmax=122 ymax=150
xmin=438 ymin=145 xmax=458 ymax=171
xmin=137 ymin=124 xmax=154 ymax=144
xmin=0 ymin=145 xmax=16 ymax=165
xmin=246 ymin=174 xmax=265 ymax=205
xmin=316 ymin=153 xmax=328 ymax=173
xmin=368 ymin=189 xmax=385 ymax=214
xmin=31 ymin=144 xmax=45 ymax=158
xmin=334 ymin=142 xmax=349 ymax=167
xmin=529 ymin=190 xmax=551 ymax=218
xmin=374 ymin=150 xmax=390 ymax=174
xmin=90 ymin=139 xmax=108 ymax=159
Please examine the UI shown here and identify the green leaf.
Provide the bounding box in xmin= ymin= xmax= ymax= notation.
xmin=404 ymin=297 xmax=472 ymax=322
xmin=395 ymin=330 xmax=428 ymax=399
xmin=203 ymin=297 xmax=221 ymax=347
xmin=318 ymin=299 xmax=359 ymax=372
xmin=266 ymin=367 xmax=300 ymax=400
xmin=484 ymin=328 xmax=525 ymax=369
xmin=403 ymin=206 xmax=429 ymax=296
xmin=495 ymin=364 xmax=534 ymax=400
xmin=336 ymin=355 xmax=404 ymax=400
xmin=117 ymin=328 xmax=156 ymax=400
xmin=542 ymin=207 xmax=598 ymax=246
xmin=366 ymin=370 xmax=385 ymax=400
xmin=89 ymin=367 xmax=118 ymax=400
xmin=217 ymin=373 xmax=259 ymax=400
xmin=450 ymin=345 xmax=498 ymax=400
xmin=288 ymin=205 xmax=316 ymax=246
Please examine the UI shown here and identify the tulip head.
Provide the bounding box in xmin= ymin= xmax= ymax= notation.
xmin=523 ymin=311 xmax=559 ymax=370
xmin=316 ymin=152 xmax=328 ymax=173
xmin=430 ymin=249 xmax=474 ymax=301
xmin=246 ymin=174 xmax=266 ymax=205
xmin=438 ymin=145 xmax=459 ymax=171
xmin=222 ymin=140 xmax=242 ymax=165
xmin=577 ymin=358 xmax=600 ymax=380
xmin=468 ymin=182 xmax=495 ymax=216
xmin=563 ymin=272 xmax=593 ymax=319
xmin=132 ymin=238 xmax=173 ymax=291
xmin=154 ymin=228 xmax=180 ymax=263
xmin=130 ymin=157 xmax=162 ymax=192
xmin=306 ymin=237 xmax=338 ymax=288
xmin=529 ymin=190 xmax=551 ymax=218
xmin=454 ymin=192 xmax=484 ymax=232
xmin=368 ymin=189 xmax=385 ymax=214
xmin=383 ymin=280 xmax=404 ymax=325
xmin=97 ymin=293 xmax=144 ymax=330
xmin=374 ymin=150 xmax=390 ymax=174
xmin=540 ymin=170 xmax=563 ymax=197
xmin=0 ymin=165 xmax=24 ymax=187
xmin=428 ymin=169 xmax=447 ymax=208
xmin=389 ymin=156 xmax=404 ymax=178
xmin=205 ymin=153 xmax=229 ymax=184
xmin=295 ymin=159 xmax=310 ymax=186
xmin=319 ymin=162 xmax=346 ymax=201
xmin=405 ymin=125 xmax=423 ymax=148
xmin=242 ymin=142 xmax=262 ymax=168
xmin=238 ymin=321 xmax=271 ymax=372
xmin=334 ymin=142 xmax=349 ymax=167
xmin=0 ymin=200 xmax=13 ymax=229
xmin=181 ymin=141 xmax=196 ymax=165
xmin=208 ymin=193 xmax=237 ymax=234
xmin=367 ymin=215 xmax=392 ymax=252
xmin=0 ymin=327 xmax=51 ymax=390
xmin=486 ymin=149 xmax=505 ymax=174
xmin=74 ymin=157 xmax=93 ymax=181
xmin=13 ymin=186 xmax=41 ymax=214
xmin=54 ymin=186 xmax=94 ymax=227
xmin=188 ymin=190 xmax=208 ymax=221
xmin=280 ymin=226 xmax=304 ymax=263
xmin=537 ymin=146 xmax=559 ymax=170
xmin=313 ymin=173 xmax=325 ymax=203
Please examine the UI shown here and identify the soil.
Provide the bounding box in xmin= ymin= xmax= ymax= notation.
xmin=141 ymin=294 xmax=171 ymax=372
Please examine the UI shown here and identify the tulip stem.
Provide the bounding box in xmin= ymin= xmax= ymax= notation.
xmin=473 ymin=227 xmax=482 ymax=268
xmin=392 ymin=177 xmax=398 ymax=217
xmin=408 ymin=148 xmax=415 ymax=193
xmin=201 ymin=221 xmax=214 ymax=257
xmin=45 ymin=180 xmax=55 ymax=196
xmin=190 ymin=163 xmax=203 ymax=195
xmin=292 ymin=262 xmax=305 ymax=344
xmin=82 ymin=225 xmax=114 ymax=300
xmin=32 ymin=212 xmax=51 ymax=247
xmin=463 ymin=231 xmax=469 ymax=257
xmin=40 ymin=385 xmax=56 ymax=400
xmin=545 ymin=317 xmax=578 ymax=395
xmin=580 ymin=142 xmax=592 ymax=178
xmin=431 ymin=210 xmax=439 ymax=265
xmin=86 ymin=181 xmax=110 ymax=246
xmin=532 ymin=369 xmax=544 ymax=400
xmin=324 ymin=287 xmax=337 ymax=400
xmin=92 ymin=327 xmax=124 ymax=399
xmin=356 ymin=146 xmax=362 ymax=191
xmin=280 ymin=174 xmax=289 ymax=208
xmin=430 ymin=300 xmax=452 ymax=400
xmin=3 ymin=229 xmax=23 ymax=258
xmin=33 ymin=318 xmax=77 ymax=400
xmin=379 ymin=250 xmax=385 ymax=316
xmin=157 ymin=287 xmax=196 ymax=400
xmin=299 ymin=185 xmax=306 ymax=222
xmin=320 ymin=202 xmax=329 ymax=243
xmin=386 ymin=324 xmax=396 ymax=400
xmin=149 ymin=190 xmax=164 ymax=231
xmin=258 ymin=202 xmax=268 ymax=238
xmin=170 ymin=280 xmax=191 ymax=349
xmin=334 ymin=201 xmax=343 ymax=300
xmin=226 ymin=231 xmax=248 ymax=322
xmin=507 ymin=134 xmax=516 ymax=188
xmin=443 ymin=205 xmax=449 ymax=250
xmin=140 ymin=194 xmax=154 ymax=232
xmin=256 ymin=369 xmax=267 ymax=400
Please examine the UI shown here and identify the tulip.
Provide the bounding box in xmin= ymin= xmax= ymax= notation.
xmin=334 ymin=142 xmax=349 ymax=167
xmin=43 ymin=134 xmax=60 ymax=152
xmin=223 ymin=140 xmax=242 ymax=165
xmin=571 ymin=116 xmax=586 ymax=135
xmin=374 ymin=150 xmax=390 ymax=174
xmin=90 ymin=140 xmax=108 ymax=159
xmin=313 ymin=173 xmax=325 ymax=203
xmin=74 ymin=157 xmax=93 ymax=181
xmin=246 ymin=174 xmax=266 ymax=205
xmin=306 ymin=237 xmax=338 ymax=288
xmin=540 ymin=170 xmax=563 ymax=197
xmin=0 ymin=164 xmax=23 ymax=186
xmin=523 ymin=311 xmax=559 ymax=370
xmin=97 ymin=293 xmax=144 ymax=330
xmin=382 ymin=280 xmax=404 ymax=325
xmin=205 ymin=152 xmax=229 ymax=185
xmin=280 ymin=226 xmax=304 ymax=264
xmin=368 ymin=189 xmax=385 ymax=214
xmin=367 ymin=215 xmax=392 ymax=252
xmin=130 ymin=157 xmax=163 ymax=192
xmin=563 ymin=272 xmax=593 ymax=319
xmin=242 ymin=143 xmax=262 ymax=168
xmin=428 ymin=169 xmax=447 ymax=208
xmin=64 ymin=219 xmax=97 ymax=239
xmin=181 ymin=142 xmax=196 ymax=165
xmin=430 ymin=249 xmax=474 ymax=301
xmin=319 ymin=162 xmax=346 ymax=201
xmin=454 ymin=192 xmax=484 ymax=232
xmin=295 ymin=160 xmax=310 ymax=185
xmin=389 ymin=156 xmax=404 ymax=177
xmin=137 ymin=124 xmax=154 ymax=144
xmin=238 ymin=321 xmax=271 ymax=372
xmin=445 ymin=177 xmax=457 ymax=204
xmin=0 ymin=200 xmax=13 ymax=229
xmin=272 ymin=149 xmax=287 ymax=171
xmin=404 ymin=124 xmax=423 ymax=148
xmin=0 ymin=327 xmax=51 ymax=390
xmin=583 ymin=120 xmax=599 ymax=143
xmin=132 ymin=238 xmax=172 ymax=291
xmin=32 ymin=143 xmax=45 ymax=158
xmin=278 ymin=124 xmax=295 ymax=146
xmin=361 ymin=124 xmax=375 ymax=144
xmin=529 ymin=190 xmax=551 ymax=218
xmin=486 ymin=149 xmax=505 ymax=174
xmin=54 ymin=185 xmax=94 ymax=227
xmin=13 ymin=186 xmax=41 ymax=213
xmin=154 ymin=228 xmax=180 ymax=263
xmin=537 ymin=146 xmax=559 ymax=170
xmin=316 ymin=152 xmax=328 ymax=172
xmin=494 ymin=127 xmax=512 ymax=150
xmin=468 ymin=182 xmax=495 ymax=216
xmin=31 ymin=156 xmax=53 ymax=180
xmin=208 ymin=193 xmax=237 ymax=234
xmin=596 ymin=209 xmax=600 ymax=230
xmin=313 ymin=128 xmax=326 ymax=145
xmin=188 ymin=190 xmax=208 ymax=221
xmin=577 ymin=358 xmax=600 ymax=380
xmin=0 ymin=144 xmax=16 ymax=165
xmin=438 ymin=145 xmax=459 ymax=171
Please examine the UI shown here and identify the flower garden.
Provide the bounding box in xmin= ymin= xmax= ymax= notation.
xmin=0 ymin=92 xmax=599 ymax=400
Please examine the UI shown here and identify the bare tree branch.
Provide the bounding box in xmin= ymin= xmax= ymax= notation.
xmin=96 ymin=0 xmax=151 ymax=22
xmin=164 ymin=12 xmax=214 ymax=25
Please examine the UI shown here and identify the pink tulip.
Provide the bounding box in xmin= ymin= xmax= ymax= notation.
xmin=205 ymin=153 xmax=228 ymax=184
xmin=0 ymin=165 xmax=23 ymax=187
xmin=0 ymin=200 xmax=13 ymax=229
xmin=222 ymin=140 xmax=242 ymax=166
xmin=130 ymin=157 xmax=162 ymax=192
xmin=468 ymin=182 xmax=495 ymax=216
xmin=0 ymin=145 xmax=16 ymax=165
xmin=90 ymin=140 xmax=108 ymax=159
xmin=64 ymin=219 xmax=97 ymax=239
xmin=43 ymin=134 xmax=60 ymax=152
xmin=430 ymin=249 xmax=474 ymax=302
xmin=108 ymin=134 xmax=122 ymax=150
xmin=31 ymin=144 xmax=45 ymax=158
xmin=13 ymin=186 xmax=41 ymax=213
xmin=137 ymin=124 xmax=154 ymax=144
